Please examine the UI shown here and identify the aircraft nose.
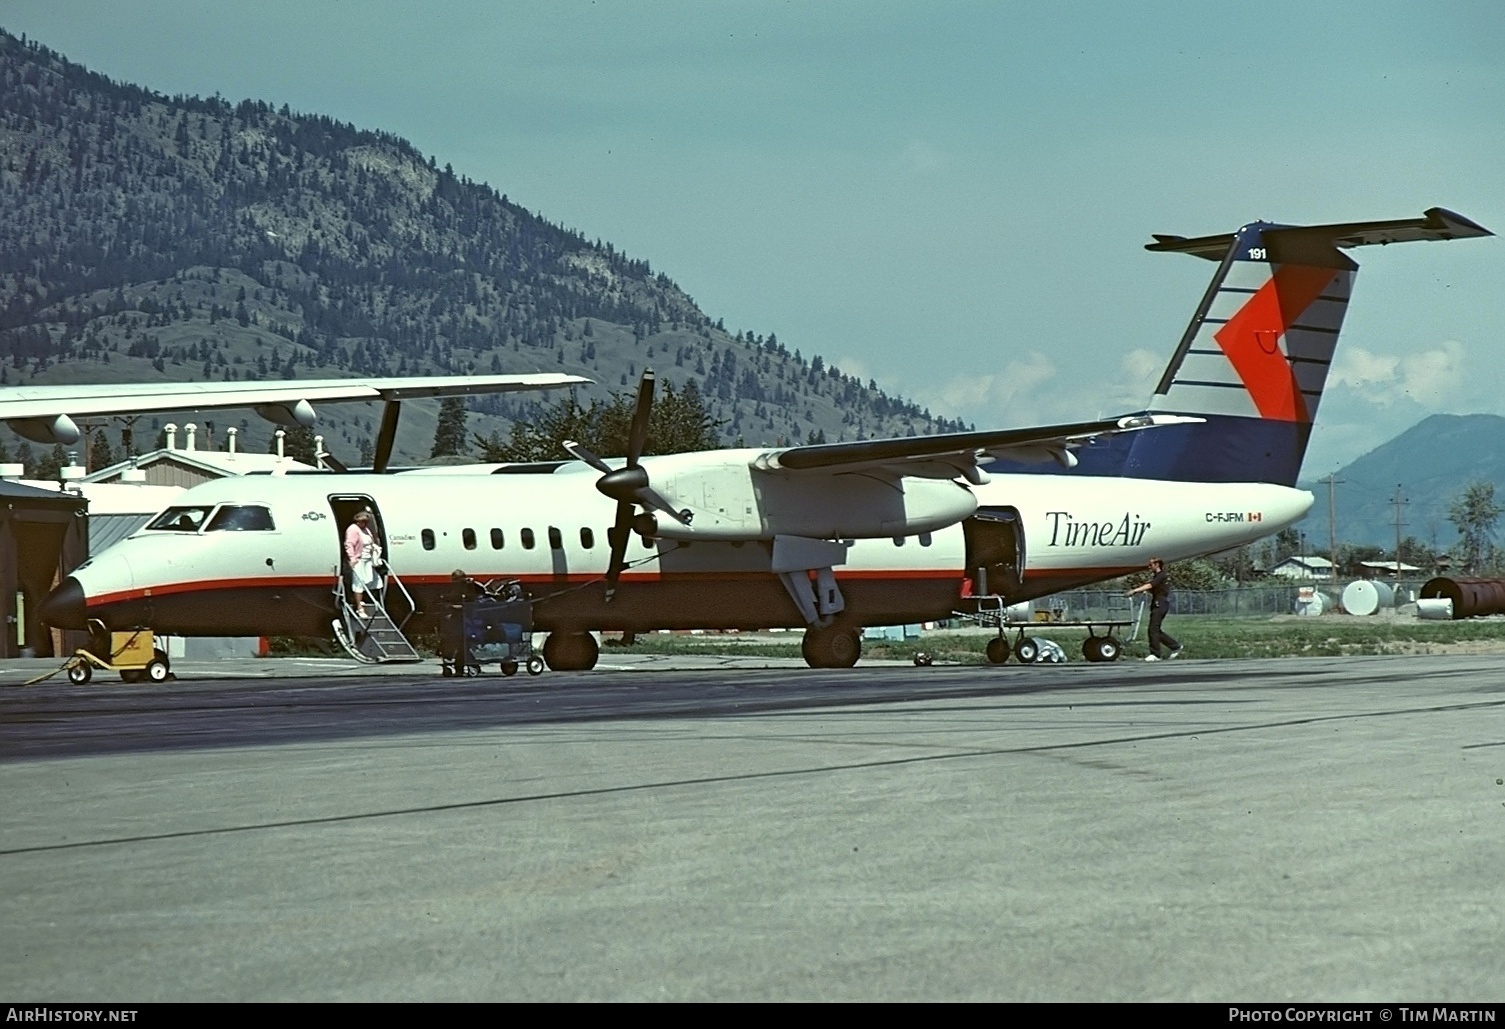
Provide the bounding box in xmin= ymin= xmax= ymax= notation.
xmin=39 ymin=576 xmax=87 ymax=629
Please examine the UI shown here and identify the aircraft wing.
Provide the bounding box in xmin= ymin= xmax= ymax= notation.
xmin=1 ymin=373 xmax=590 ymax=447
xmin=752 ymin=413 xmax=1201 ymax=484
xmin=0 ymin=373 xmax=589 ymax=422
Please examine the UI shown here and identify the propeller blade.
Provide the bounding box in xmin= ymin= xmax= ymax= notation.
xmin=635 ymin=485 xmax=690 ymax=525
xmin=603 ymin=500 xmax=636 ymax=601
xmin=626 ymin=369 xmax=655 ymax=465
xmin=563 ymin=439 xmax=614 ymax=475
xmin=592 ymin=368 xmax=684 ymax=600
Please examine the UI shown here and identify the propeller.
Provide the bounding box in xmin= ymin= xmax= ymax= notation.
xmin=563 ymin=370 xmax=690 ymax=600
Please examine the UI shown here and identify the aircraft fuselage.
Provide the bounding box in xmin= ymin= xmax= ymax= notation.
xmin=47 ymin=465 xmax=1312 ymax=638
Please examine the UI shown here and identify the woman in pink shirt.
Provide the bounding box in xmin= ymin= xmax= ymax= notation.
xmin=344 ymin=510 xmax=381 ymax=617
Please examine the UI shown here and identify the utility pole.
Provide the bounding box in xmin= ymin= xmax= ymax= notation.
xmin=1325 ymin=473 xmax=1344 ymax=580
xmin=1393 ymin=484 xmax=1407 ymax=582
xmin=75 ymin=418 xmax=109 ymax=473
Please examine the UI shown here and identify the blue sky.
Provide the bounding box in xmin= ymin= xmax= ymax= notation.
xmin=5 ymin=1 xmax=1502 ymax=475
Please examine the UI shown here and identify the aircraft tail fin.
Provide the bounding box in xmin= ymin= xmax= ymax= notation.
xmin=1059 ymin=208 xmax=1490 ymax=486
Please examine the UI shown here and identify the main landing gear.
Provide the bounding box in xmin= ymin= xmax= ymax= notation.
xmin=801 ymin=624 xmax=862 ymax=669
xmin=541 ymin=630 xmax=600 ymax=671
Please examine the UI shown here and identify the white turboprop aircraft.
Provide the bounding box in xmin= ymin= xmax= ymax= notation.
xmin=35 ymin=208 xmax=1491 ymax=670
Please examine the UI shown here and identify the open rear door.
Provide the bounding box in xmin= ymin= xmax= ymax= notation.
xmin=963 ymin=506 xmax=1025 ymax=599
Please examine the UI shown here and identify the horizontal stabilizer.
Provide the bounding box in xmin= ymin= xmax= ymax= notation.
xmin=1147 ymin=207 xmax=1492 ymax=261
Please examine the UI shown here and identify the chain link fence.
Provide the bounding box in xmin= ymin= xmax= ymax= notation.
xmin=1031 ymin=581 xmax=1427 ymax=620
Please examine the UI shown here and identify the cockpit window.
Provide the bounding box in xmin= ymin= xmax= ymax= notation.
xmin=145 ymin=506 xmax=214 ymax=532
xmin=205 ymin=505 xmax=276 ymax=532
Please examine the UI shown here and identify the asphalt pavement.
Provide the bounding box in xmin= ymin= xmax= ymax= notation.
xmin=3 ymin=650 xmax=1503 ymax=1001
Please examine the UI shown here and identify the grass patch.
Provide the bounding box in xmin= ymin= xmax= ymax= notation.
xmin=609 ymin=617 xmax=1505 ymax=663
xmin=267 ymin=616 xmax=1505 ymax=665
xmin=1157 ymin=617 xmax=1505 ymax=659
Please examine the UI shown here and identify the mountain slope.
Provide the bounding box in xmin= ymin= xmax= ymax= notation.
xmin=0 ymin=29 xmax=966 ymax=466
xmin=1299 ymin=413 xmax=1505 ymax=555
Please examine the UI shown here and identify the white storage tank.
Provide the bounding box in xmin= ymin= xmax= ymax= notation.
xmin=1341 ymin=580 xmax=1394 ymax=617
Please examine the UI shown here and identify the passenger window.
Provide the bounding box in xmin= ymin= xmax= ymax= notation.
xmin=490 ymin=528 xmax=504 ymax=550
xmin=548 ymin=527 xmax=562 ymax=550
xmin=462 ymin=528 xmax=476 ymax=550
xmin=580 ymin=528 xmax=595 ymax=549
xmin=521 ymin=528 xmax=535 ymax=550
xmin=422 ymin=529 xmax=435 ymax=551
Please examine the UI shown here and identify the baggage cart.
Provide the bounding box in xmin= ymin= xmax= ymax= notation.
xmin=440 ymin=579 xmax=544 ymax=677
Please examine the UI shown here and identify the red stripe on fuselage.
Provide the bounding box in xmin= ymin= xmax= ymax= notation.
xmin=1214 ymin=264 xmax=1335 ymax=422
xmin=82 ymin=567 xmax=967 ymax=610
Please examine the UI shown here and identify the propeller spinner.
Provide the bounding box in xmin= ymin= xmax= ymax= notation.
xmin=563 ymin=370 xmax=690 ymax=600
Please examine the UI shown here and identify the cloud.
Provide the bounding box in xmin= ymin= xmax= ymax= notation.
xmin=1331 ymin=342 xmax=1467 ymax=409
xmin=896 ymin=139 xmax=945 ymax=175
xmin=1118 ymin=347 xmax=1162 ymax=383
xmin=833 ymin=355 xmax=871 ymax=384
xmin=1308 ymin=339 xmax=1497 ymax=471
xmin=1396 ymin=341 xmax=1466 ymax=404
xmin=1094 ymin=347 xmax=1164 ymax=410
xmin=919 ymin=352 xmax=1058 ymax=427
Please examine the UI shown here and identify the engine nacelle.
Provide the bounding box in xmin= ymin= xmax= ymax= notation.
xmin=641 ymin=451 xmax=979 ymax=542
xmin=253 ymin=399 xmax=317 ymax=428
xmin=8 ymin=414 xmax=81 ymax=445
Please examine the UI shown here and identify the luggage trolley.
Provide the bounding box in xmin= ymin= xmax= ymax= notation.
xmin=440 ymin=579 xmax=545 ymax=677
xmin=62 ymin=622 xmax=170 ymax=684
xmin=958 ymin=593 xmax=1145 ymax=664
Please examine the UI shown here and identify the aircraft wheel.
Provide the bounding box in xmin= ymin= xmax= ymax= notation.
xmin=501 ymin=661 xmax=519 ymax=677
xmin=526 ymin=655 xmax=546 ymax=676
xmin=986 ymin=637 xmax=1011 ymax=664
xmin=1014 ymin=637 xmax=1039 ymax=664
xmin=145 ymin=659 xmax=169 ymax=683
xmin=1097 ymin=636 xmax=1122 ymax=662
xmin=913 ymin=651 xmax=933 ymax=667
xmin=68 ymin=662 xmax=92 ymax=685
xmin=801 ymin=626 xmax=861 ymax=668
xmin=441 ymin=664 xmax=454 ymax=678
xmin=542 ymin=631 xmax=598 ymax=671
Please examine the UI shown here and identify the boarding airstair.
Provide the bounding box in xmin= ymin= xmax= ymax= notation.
xmin=332 ymin=570 xmax=421 ymax=664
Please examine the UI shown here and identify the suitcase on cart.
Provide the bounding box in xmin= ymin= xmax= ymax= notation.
xmin=441 ymin=582 xmax=544 ymax=677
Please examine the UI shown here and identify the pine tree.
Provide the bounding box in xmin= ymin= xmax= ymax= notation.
xmin=34 ymin=443 xmax=68 ymax=480
xmin=89 ymin=430 xmax=114 ymax=470
xmin=1449 ymin=481 xmax=1501 ymax=574
xmin=430 ymin=397 xmax=469 ymax=457
xmin=269 ymin=426 xmax=318 ymax=464
xmin=473 ymin=377 xmax=722 ymax=462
